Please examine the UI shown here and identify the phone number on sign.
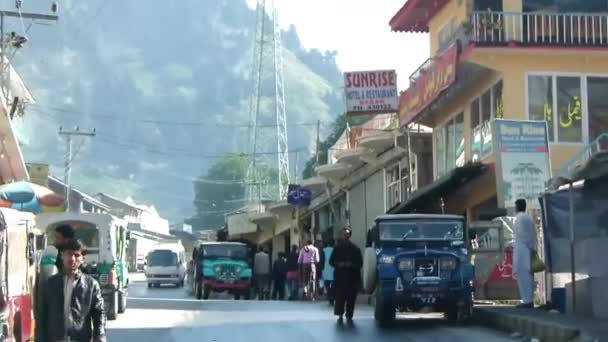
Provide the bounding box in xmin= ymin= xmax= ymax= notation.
xmin=351 ymin=104 xmax=394 ymax=111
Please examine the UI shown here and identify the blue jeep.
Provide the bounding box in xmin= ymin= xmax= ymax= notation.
xmin=363 ymin=214 xmax=475 ymax=326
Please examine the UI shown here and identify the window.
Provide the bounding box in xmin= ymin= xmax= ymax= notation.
xmin=528 ymin=74 xmax=608 ymax=144
xmin=471 ymin=80 xmax=502 ymax=161
xmin=435 ymin=126 xmax=447 ymax=177
xmin=438 ymin=17 xmax=457 ymax=52
xmin=528 ymin=75 xmax=554 ymax=141
xmin=386 ymin=164 xmax=401 ymax=210
xmin=588 ymin=77 xmax=608 ymax=141
xmin=435 ymin=113 xmax=464 ymax=179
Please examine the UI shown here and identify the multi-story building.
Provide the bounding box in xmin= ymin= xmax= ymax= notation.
xmin=298 ymin=114 xmax=433 ymax=250
xmin=389 ymin=0 xmax=608 ymax=219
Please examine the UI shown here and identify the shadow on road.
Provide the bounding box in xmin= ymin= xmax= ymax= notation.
xmin=127 ymin=297 xmax=204 ymax=311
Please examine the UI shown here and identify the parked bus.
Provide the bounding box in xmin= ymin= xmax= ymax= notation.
xmin=0 ymin=208 xmax=38 ymax=342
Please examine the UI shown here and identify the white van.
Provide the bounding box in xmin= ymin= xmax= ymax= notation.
xmin=145 ymin=243 xmax=186 ymax=288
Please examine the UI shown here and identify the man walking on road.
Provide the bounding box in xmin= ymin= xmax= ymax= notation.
xmin=254 ymin=247 xmax=271 ymax=300
xmin=513 ymin=199 xmax=537 ymax=308
xmin=330 ymin=228 xmax=362 ymax=324
xmin=286 ymin=245 xmax=300 ymax=300
xmin=36 ymin=239 xmax=106 ymax=342
xmin=272 ymin=252 xmax=288 ymax=300
xmin=298 ymin=240 xmax=319 ymax=300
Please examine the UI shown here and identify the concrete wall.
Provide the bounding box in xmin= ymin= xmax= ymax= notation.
xmin=348 ymin=171 xmax=385 ymax=250
xmin=428 ymin=0 xmax=470 ymax=55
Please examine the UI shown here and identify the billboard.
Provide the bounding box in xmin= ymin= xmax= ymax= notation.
xmin=493 ymin=120 xmax=551 ymax=210
xmin=398 ymin=44 xmax=458 ymax=127
xmin=344 ymin=70 xmax=398 ymax=115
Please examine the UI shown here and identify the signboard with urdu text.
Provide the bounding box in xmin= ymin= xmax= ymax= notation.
xmin=398 ymin=44 xmax=458 ymax=127
xmin=493 ymin=120 xmax=551 ymax=210
xmin=344 ymin=70 xmax=398 ymax=115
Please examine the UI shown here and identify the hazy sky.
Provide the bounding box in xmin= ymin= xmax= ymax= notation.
xmin=247 ymin=0 xmax=430 ymax=91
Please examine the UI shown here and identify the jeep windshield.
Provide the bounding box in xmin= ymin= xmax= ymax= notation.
xmin=202 ymin=245 xmax=247 ymax=260
xmin=378 ymin=219 xmax=464 ymax=241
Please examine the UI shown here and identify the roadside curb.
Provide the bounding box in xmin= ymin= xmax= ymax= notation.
xmin=473 ymin=307 xmax=581 ymax=341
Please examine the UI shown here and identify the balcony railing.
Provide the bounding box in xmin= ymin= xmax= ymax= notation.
xmin=557 ymin=133 xmax=608 ymax=179
xmin=472 ymin=11 xmax=608 ymax=46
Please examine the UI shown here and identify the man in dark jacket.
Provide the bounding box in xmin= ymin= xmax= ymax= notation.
xmin=330 ymin=228 xmax=363 ymax=324
xmin=272 ymin=252 xmax=288 ymax=300
xmin=36 ymin=239 xmax=106 ymax=342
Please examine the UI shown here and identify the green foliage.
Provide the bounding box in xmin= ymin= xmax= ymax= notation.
xmin=301 ymin=113 xmax=347 ymax=179
xmin=189 ymin=154 xmax=279 ymax=230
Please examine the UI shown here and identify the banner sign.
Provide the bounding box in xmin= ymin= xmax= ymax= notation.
xmin=287 ymin=184 xmax=311 ymax=208
xmin=344 ymin=70 xmax=398 ymax=115
xmin=493 ymin=120 xmax=551 ymax=210
xmin=398 ymin=44 xmax=458 ymax=127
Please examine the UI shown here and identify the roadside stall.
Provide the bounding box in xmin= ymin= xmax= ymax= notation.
xmin=540 ymin=151 xmax=608 ymax=319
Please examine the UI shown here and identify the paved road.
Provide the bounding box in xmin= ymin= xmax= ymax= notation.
xmin=107 ymin=274 xmax=514 ymax=342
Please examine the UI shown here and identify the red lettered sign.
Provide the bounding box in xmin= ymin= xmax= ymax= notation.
xmin=344 ymin=70 xmax=398 ymax=115
xmin=399 ymin=44 xmax=458 ymax=127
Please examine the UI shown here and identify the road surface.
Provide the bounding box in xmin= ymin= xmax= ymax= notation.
xmin=107 ymin=274 xmax=514 ymax=342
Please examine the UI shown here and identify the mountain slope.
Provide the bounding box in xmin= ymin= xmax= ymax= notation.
xmin=10 ymin=0 xmax=343 ymax=223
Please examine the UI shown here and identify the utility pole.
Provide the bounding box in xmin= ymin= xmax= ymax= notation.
xmin=314 ymin=119 xmax=321 ymax=170
xmin=59 ymin=127 xmax=95 ymax=211
xmin=0 ymin=8 xmax=58 ymax=113
xmin=293 ymin=150 xmax=299 ymax=185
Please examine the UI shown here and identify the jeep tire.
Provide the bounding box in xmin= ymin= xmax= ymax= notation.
xmin=374 ymin=285 xmax=395 ymax=327
xmin=362 ymin=247 xmax=377 ymax=294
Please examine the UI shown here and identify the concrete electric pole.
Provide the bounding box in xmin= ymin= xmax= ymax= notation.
xmin=0 ymin=8 xmax=58 ymax=113
xmin=59 ymin=127 xmax=95 ymax=211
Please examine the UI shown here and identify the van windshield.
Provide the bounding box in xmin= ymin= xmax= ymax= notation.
xmin=147 ymin=250 xmax=178 ymax=267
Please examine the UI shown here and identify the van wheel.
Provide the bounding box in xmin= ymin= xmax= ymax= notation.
xmin=118 ymin=291 xmax=127 ymax=313
xmin=12 ymin=312 xmax=21 ymax=342
xmin=107 ymin=292 xmax=119 ymax=321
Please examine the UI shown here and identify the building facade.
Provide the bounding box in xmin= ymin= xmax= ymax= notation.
xmin=390 ymin=0 xmax=608 ymax=219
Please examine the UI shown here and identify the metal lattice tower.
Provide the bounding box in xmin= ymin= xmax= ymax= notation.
xmin=246 ymin=0 xmax=290 ymax=203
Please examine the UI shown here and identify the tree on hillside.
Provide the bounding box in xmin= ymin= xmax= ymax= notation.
xmin=302 ymin=113 xmax=347 ymax=179
xmin=189 ymin=153 xmax=279 ymax=230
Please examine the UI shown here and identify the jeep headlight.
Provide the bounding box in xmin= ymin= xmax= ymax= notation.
xmin=440 ymin=257 xmax=457 ymax=270
xmin=378 ymin=255 xmax=395 ymax=264
xmin=235 ymin=266 xmax=242 ymax=274
xmin=398 ymin=258 xmax=415 ymax=271
xmin=213 ymin=266 xmax=222 ymax=273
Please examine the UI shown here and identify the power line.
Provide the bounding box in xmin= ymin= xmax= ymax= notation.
xmin=29 ymin=103 xmax=323 ymax=128
xmin=94 ymin=134 xmax=307 ymax=159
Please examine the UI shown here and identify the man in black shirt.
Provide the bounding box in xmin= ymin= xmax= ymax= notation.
xmin=330 ymin=228 xmax=363 ymax=324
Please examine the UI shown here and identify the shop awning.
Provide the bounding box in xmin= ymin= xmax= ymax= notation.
xmin=389 ymin=0 xmax=450 ymax=33
xmin=388 ymin=162 xmax=488 ymax=214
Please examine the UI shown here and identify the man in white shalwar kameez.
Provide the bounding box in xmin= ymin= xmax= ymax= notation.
xmin=513 ymin=199 xmax=537 ymax=308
